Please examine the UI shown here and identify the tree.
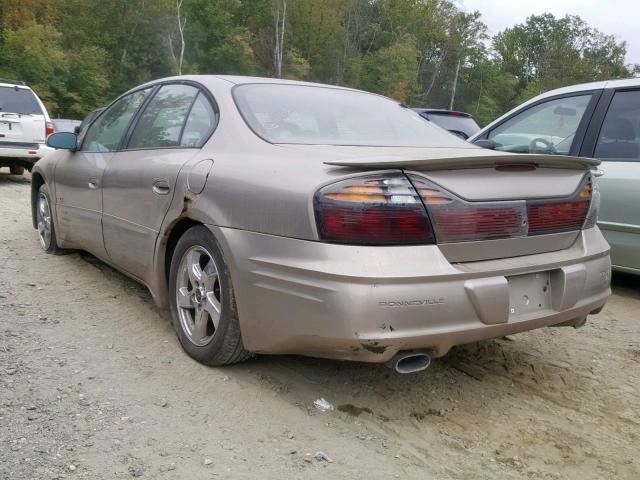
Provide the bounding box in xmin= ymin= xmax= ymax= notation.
xmin=493 ymin=14 xmax=634 ymax=103
xmin=168 ymin=0 xmax=187 ymax=75
xmin=0 ymin=2 xmax=637 ymax=123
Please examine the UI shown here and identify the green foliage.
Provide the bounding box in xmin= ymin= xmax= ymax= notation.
xmin=0 ymin=1 xmax=636 ymax=123
xmin=356 ymin=37 xmax=419 ymax=101
xmin=0 ymin=22 xmax=67 ymax=112
xmin=493 ymin=13 xmax=634 ymax=106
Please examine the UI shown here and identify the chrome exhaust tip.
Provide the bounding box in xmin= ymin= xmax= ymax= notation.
xmin=387 ymin=351 xmax=431 ymax=374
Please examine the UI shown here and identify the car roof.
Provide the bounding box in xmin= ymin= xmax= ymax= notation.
xmin=525 ymin=77 xmax=640 ymax=99
xmin=469 ymin=77 xmax=640 ymax=141
xmin=131 ymin=74 xmax=372 ymax=96
xmin=0 ymin=82 xmax=31 ymax=90
xmin=212 ymin=75 xmax=350 ymax=88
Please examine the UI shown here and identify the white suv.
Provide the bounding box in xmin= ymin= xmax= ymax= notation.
xmin=0 ymin=80 xmax=53 ymax=175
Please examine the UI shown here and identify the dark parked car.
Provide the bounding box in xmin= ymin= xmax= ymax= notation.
xmin=413 ymin=108 xmax=480 ymax=139
xmin=52 ymin=118 xmax=81 ymax=133
xmin=470 ymin=78 xmax=640 ymax=275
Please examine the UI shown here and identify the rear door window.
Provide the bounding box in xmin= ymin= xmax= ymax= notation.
xmin=594 ymin=90 xmax=640 ymax=161
xmin=180 ymin=92 xmax=216 ymax=147
xmin=127 ymin=84 xmax=199 ymax=149
xmin=0 ymin=86 xmax=43 ymax=115
xmin=82 ymin=88 xmax=152 ymax=152
xmin=488 ymin=94 xmax=593 ymax=155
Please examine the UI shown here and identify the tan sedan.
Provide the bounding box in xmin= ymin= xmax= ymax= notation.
xmin=33 ymin=76 xmax=611 ymax=373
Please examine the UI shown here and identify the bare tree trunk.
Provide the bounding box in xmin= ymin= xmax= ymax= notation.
xmin=424 ymin=51 xmax=446 ymax=99
xmin=168 ymin=0 xmax=186 ymax=75
xmin=475 ymin=64 xmax=484 ymax=115
xmin=273 ymin=0 xmax=287 ymax=78
xmin=449 ymin=57 xmax=461 ymax=110
xmin=176 ymin=0 xmax=186 ymax=75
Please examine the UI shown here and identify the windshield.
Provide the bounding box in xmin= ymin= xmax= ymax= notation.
xmin=488 ymin=94 xmax=592 ymax=155
xmin=0 ymin=86 xmax=43 ymax=115
xmin=233 ymin=84 xmax=467 ymax=147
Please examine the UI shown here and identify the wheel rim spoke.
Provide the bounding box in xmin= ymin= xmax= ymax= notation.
xmin=204 ymin=292 xmax=221 ymax=329
xmin=177 ymin=287 xmax=193 ymax=308
xmin=192 ymin=308 xmax=209 ymax=341
xmin=202 ymin=264 xmax=218 ymax=291
xmin=187 ymin=251 xmax=203 ymax=286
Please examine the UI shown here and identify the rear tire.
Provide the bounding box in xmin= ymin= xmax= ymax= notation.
xmin=10 ymin=166 xmax=25 ymax=175
xmin=36 ymin=184 xmax=62 ymax=254
xmin=169 ymin=225 xmax=252 ymax=366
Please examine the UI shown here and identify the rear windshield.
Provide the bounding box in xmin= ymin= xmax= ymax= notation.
xmin=233 ymin=84 xmax=466 ymax=147
xmin=423 ymin=114 xmax=480 ymax=138
xmin=0 ymin=86 xmax=43 ymax=115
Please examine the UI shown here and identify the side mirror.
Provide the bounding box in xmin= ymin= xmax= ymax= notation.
xmin=46 ymin=132 xmax=78 ymax=151
xmin=474 ymin=139 xmax=496 ymax=150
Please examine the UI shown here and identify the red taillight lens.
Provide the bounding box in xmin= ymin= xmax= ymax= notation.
xmin=408 ymin=175 xmax=526 ymax=242
xmin=45 ymin=121 xmax=54 ymax=137
xmin=314 ymin=174 xmax=434 ymax=245
xmin=408 ymin=174 xmax=593 ymax=243
xmin=527 ymin=177 xmax=592 ymax=235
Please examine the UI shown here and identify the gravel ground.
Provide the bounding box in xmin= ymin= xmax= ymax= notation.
xmin=1 ymin=171 xmax=638 ymax=480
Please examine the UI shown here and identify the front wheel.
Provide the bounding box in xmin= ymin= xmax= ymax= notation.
xmin=36 ymin=184 xmax=62 ymax=254
xmin=168 ymin=225 xmax=252 ymax=366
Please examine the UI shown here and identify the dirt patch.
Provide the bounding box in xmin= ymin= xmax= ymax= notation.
xmin=1 ymin=171 xmax=638 ymax=479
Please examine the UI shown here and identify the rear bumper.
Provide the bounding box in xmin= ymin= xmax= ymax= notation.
xmin=211 ymin=226 xmax=611 ymax=363
xmin=0 ymin=143 xmax=51 ymax=169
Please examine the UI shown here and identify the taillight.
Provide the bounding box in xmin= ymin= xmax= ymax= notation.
xmin=314 ymin=174 xmax=434 ymax=245
xmin=45 ymin=121 xmax=54 ymax=137
xmin=582 ymin=174 xmax=600 ymax=229
xmin=408 ymin=173 xmax=594 ymax=243
xmin=527 ymin=176 xmax=592 ymax=235
xmin=408 ymin=175 xmax=526 ymax=242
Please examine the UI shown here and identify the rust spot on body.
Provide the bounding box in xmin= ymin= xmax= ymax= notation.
xmin=360 ymin=342 xmax=387 ymax=354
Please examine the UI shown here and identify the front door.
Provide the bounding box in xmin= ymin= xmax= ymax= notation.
xmin=589 ymin=89 xmax=640 ymax=272
xmin=54 ymin=88 xmax=153 ymax=257
xmin=53 ymin=150 xmax=110 ymax=256
xmin=101 ymin=83 xmax=217 ymax=282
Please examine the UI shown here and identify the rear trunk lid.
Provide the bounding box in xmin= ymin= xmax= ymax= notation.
xmin=315 ymin=147 xmax=596 ymax=262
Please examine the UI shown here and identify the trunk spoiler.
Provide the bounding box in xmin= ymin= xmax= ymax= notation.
xmin=324 ymin=153 xmax=600 ymax=170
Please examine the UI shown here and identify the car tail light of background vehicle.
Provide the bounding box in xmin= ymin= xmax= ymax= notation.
xmin=315 ymin=173 xmax=596 ymax=245
xmin=45 ymin=121 xmax=54 ymax=137
xmin=314 ymin=173 xmax=435 ymax=245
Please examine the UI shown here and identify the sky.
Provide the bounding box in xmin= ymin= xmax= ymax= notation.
xmin=458 ymin=0 xmax=640 ymax=66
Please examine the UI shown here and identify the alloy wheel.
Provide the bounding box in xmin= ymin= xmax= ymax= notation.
xmin=175 ymin=246 xmax=222 ymax=346
xmin=37 ymin=192 xmax=52 ymax=250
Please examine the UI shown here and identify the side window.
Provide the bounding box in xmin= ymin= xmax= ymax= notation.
xmin=81 ymin=89 xmax=151 ymax=152
xmin=594 ymin=90 xmax=640 ymax=161
xmin=180 ymin=92 xmax=216 ymax=147
xmin=488 ymin=94 xmax=593 ymax=155
xmin=127 ymin=84 xmax=198 ymax=149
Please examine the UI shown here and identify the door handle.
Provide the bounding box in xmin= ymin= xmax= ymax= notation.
xmin=152 ymin=179 xmax=171 ymax=195
xmin=592 ymin=169 xmax=605 ymax=178
xmin=88 ymin=177 xmax=99 ymax=189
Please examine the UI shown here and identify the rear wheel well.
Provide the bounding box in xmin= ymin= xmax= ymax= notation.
xmin=31 ymin=172 xmax=45 ymax=229
xmin=164 ymin=218 xmax=201 ymax=286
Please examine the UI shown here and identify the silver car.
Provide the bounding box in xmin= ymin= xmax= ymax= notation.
xmin=470 ymin=78 xmax=640 ymax=275
xmin=33 ymin=76 xmax=611 ymax=372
